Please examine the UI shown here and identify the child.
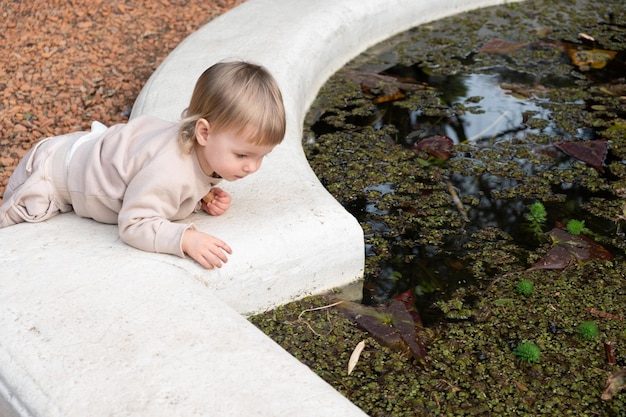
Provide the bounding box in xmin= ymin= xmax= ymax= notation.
xmin=0 ymin=61 xmax=286 ymax=269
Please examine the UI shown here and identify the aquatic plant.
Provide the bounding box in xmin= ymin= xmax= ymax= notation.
xmin=287 ymin=0 xmax=626 ymax=412
xmin=514 ymin=341 xmax=541 ymax=363
xmin=578 ymin=321 xmax=599 ymax=340
xmin=516 ymin=279 xmax=534 ymax=296
xmin=528 ymin=228 xmax=613 ymax=271
xmin=525 ymin=201 xmax=547 ymax=237
xmin=566 ymin=219 xmax=589 ymax=236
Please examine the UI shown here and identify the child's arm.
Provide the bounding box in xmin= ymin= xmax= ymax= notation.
xmin=182 ymin=228 xmax=233 ymax=269
xmin=200 ymin=187 xmax=231 ymax=216
xmin=116 ymin=161 xmax=231 ymax=265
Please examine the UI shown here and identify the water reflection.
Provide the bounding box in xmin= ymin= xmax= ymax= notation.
xmin=309 ymin=67 xmax=614 ymax=312
xmin=380 ymin=65 xmax=579 ymax=146
xmin=441 ymin=73 xmax=554 ymax=142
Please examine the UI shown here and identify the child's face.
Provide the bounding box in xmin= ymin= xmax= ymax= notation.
xmin=195 ymin=120 xmax=275 ymax=181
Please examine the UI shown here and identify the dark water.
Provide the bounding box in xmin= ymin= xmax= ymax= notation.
xmin=305 ymin=0 xmax=626 ymax=320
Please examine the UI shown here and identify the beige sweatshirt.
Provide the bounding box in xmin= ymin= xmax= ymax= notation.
xmin=66 ymin=115 xmax=221 ymax=257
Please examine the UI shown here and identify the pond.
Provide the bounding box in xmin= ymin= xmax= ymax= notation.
xmin=251 ymin=0 xmax=626 ymax=415
xmin=304 ymin=0 xmax=626 ymax=317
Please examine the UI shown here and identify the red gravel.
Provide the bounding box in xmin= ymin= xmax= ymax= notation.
xmin=0 ymin=0 xmax=244 ymax=203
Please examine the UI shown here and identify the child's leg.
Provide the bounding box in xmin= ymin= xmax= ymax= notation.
xmin=0 ymin=135 xmax=74 ymax=227
xmin=1 ymin=137 xmax=53 ymax=202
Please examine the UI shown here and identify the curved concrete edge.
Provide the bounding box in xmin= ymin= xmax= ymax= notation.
xmin=131 ymin=0 xmax=525 ymax=313
xmin=0 ymin=250 xmax=364 ymax=417
xmin=0 ymin=0 xmax=525 ymax=416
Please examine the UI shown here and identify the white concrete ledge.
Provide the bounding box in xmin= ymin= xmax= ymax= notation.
xmin=0 ymin=0 xmax=523 ymax=416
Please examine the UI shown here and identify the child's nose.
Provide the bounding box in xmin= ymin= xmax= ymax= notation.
xmin=244 ymin=158 xmax=262 ymax=173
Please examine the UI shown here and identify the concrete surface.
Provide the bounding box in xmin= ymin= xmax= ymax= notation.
xmin=0 ymin=0 xmax=523 ymax=415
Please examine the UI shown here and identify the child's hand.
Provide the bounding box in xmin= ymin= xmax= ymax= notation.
xmin=201 ymin=187 xmax=231 ymax=216
xmin=182 ymin=228 xmax=233 ymax=269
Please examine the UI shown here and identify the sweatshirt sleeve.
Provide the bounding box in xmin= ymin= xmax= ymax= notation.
xmin=116 ymin=162 xmax=199 ymax=258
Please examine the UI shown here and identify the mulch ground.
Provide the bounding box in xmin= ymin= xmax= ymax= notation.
xmin=0 ymin=0 xmax=244 ymax=203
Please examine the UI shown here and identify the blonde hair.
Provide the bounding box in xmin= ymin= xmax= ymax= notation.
xmin=179 ymin=61 xmax=286 ymax=153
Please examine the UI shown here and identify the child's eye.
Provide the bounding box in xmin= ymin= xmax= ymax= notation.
xmin=236 ymin=154 xmax=247 ymax=158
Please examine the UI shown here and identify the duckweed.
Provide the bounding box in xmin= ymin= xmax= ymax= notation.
xmin=252 ymin=0 xmax=626 ymax=414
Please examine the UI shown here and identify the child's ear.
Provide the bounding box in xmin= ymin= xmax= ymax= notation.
xmin=195 ymin=118 xmax=211 ymax=146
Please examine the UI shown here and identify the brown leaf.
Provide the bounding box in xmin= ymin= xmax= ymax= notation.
xmin=554 ymin=140 xmax=608 ymax=173
xmin=336 ymin=299 xmax=428 ymax=362
xmin=395 ymin=289 xmax=425 ymax=330
xmin=373 ymin=91 xmax=405 ymax=104
xmin=528 ymin=244 xmax=575 ymax=271
xmin=529 ymin=228 xmax=613 ymax=270
xmin=411 ymin=135 xmax=454 ymax=161
xmin=513 ymin=379 xmax=529 ymax=392
xmin=336 ymin=301 xmax=405 ymax=350
xmin=549 ymin=228 xmax=613 ymax=261
xmin=346 ymin=70 xmax=425 ymax=102
xmin=601 ymin=369 xmax=626 ymax=400
xmin=477 ymin=38 xmax=529 ymax=55
xmin=389 ymin=300 xmax=428 ymax=361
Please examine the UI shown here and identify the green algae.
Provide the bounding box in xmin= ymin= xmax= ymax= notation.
xmin=251 ymin=261 xmax=626 ymax=415
xmin=251 ymin=0 xmax=626 ymax=414
xmin=302 ymin=0 xmax=626 ymax=303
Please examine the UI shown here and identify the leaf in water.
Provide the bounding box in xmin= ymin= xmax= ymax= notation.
xmin=575 ymin=234 xmax=614 ymax=262
xmin=410 ymin=135 xmax=454 ymax=161
xmin=477 ymin=38 xmax=529 ymax=55
xmin=336 ymin=301 xmax=405 ymax=350
xmin=601 ymin=369 xmax=626 ymax=400
xmin=348 ymin=340 xmax=366 ymax=375
xmin=513 ymin=379 xmax=529 ymax=392
xmin=566 ymin=47 xmax=617 ymax=69
xmin=335 ymin=299 xmax=428 ymax=362
xmin=346 ymin=70 xmax=425 ymax=103
xmin=554 ymin=140 xmax=608 ymax=173
xmin=394 ymin=289 xmax=425 ymax=330
xmin=529 ymin=228 xmax=613 ymax=270
xmin=388 ymin=300 xmax=428 ymax=362
xmin=550 ymin=228 xmax=613 ymax=261
xmin=493 ymin=298 xmax=514 ymax=306
xmin=373 ymin=91 xmax=405 ymax=104
xmin=528 ymin=244 xmax=575 ymax=271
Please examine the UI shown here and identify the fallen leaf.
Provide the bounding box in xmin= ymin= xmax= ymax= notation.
xmin=346 ymin=70 xmax=425 ymax=103
xmin=578 ymin=32 xmax=595 ymax=42
xmin=602 ymin=369 xmax=626 ymax=400
xmin=513 ymin=379 xmax=529 ymax=392
xmin=395 ymin=289 xmax=425 ymax=328
xmin=336 ymin=299 xmax=428 ymax=362
xmin=336 ymin=301 xmax=404 ymax=350
xmin=554 ymin=140 xmax=608 ymax=173
xmin=477 ymin=38 xmax=529 ymax=55
xmin=410 ymin=135 xmax=454 ymax=161
xmin=389 ymin=300 xmax=427 ymax=361
xmin=566 ymin=47 xmax=617 ymax=69
xmin=529 ymin=228 xmax=613 ymax=270
xmin=494 ymin=298 xmax=514 ymax=306
xmin=348 ymin=340 xmax=366 ymax=375
xmin=528 ymin=244 xmax=576 ymax=270
xmin=373 ymin=91 xmax=405 ymax=104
